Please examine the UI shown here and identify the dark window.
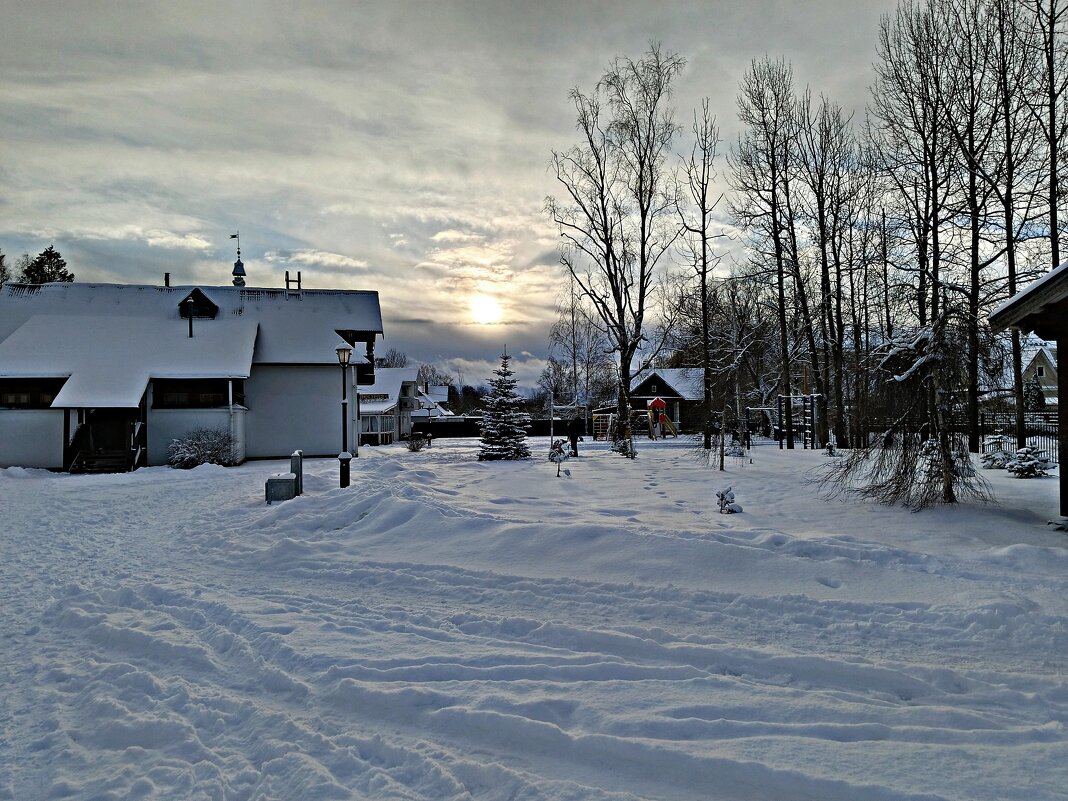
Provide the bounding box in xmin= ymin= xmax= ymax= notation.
xmin=153 ymin=379 xmax=244 ymax=408
xmin=1037 ymin=365 xmax=1046 ymax=378
xmin=0 ymin=378 xmax=67 ymax=408
xmin=178 ymin=289 xmax=219 ymax=319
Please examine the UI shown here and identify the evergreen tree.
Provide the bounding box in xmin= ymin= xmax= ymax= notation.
xmin=1024 ymin=373 xmax=1046 ymax=410
xmin=0 ymin=249 xmax=9 ymax=286
xmin=478 ymin=350 xmax=531 ymax=461
xmin=18 ymin=245 xmax=73 ymax=284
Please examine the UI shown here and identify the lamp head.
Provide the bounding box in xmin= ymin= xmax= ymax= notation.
xmin=336 ymin=345 xmax=352 ymax=367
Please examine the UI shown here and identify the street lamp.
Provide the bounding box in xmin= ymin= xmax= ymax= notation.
xmin=336 ymin=344 xmax=352 ymax=488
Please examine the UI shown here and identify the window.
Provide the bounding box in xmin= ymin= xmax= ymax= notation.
xmin=153 ymin=379 xmax=244 ymax=408
xmin=0 ymin=378 xmax=66 ymax=409
xmin=650 ymin=384 xmax=657 ymax=393
xmin=1037 ymin=365 xmax=1046 ymax=378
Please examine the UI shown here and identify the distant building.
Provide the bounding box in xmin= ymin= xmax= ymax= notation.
xmin=630 ymin=368 xmax=705 ymax=431
xmin=0 ymin=281 xmax=382 ymax=470
xmin=1022 ymin=340 xmax=1058 ymax=405
xmin=358 ymin=369 xmax=450 ymax=445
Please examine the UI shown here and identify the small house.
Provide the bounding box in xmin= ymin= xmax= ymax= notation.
xmin=0 ymin=281 xmax=383 ymax=470
xmin=630 ymin=369 xmax=705 ymax=432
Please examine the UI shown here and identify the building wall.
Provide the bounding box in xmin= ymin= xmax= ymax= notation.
xmin=245 ymin=364 xmax=343 ymax=458
xmin=1023 ymin=351 xmax=1059 ymax=396
xmin=147 ymin=407 xmax=247 ymax=466
xmin=0 ymin=409 xmax=65 ymax=468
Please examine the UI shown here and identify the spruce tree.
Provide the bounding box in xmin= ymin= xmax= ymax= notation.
xmin=1024 ymin=373 xmax=1046 ymax=411
xmin=478 ymin=349 xmax=531 ymax=461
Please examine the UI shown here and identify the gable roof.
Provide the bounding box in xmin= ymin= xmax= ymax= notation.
xmin=0 ymin=314 xmax=257 ymax=407
xmin=630 ymin=368 xmax=704 ymax=401
xmin=0 ymin=282 xmax=383 ymax=365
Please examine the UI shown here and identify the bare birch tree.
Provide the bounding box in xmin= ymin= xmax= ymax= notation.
xmin=547 ymin=44 xmax=684 ymax=452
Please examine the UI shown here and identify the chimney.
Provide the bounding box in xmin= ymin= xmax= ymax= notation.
xmin=164 ymin=272 xmax=171 ymax=287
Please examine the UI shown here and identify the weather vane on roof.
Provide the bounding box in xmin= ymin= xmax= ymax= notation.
xmin=230 ymin=232 xmax=246 ymax=287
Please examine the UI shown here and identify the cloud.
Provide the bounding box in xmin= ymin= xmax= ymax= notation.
xmin=264 ymin=249 xmax=369 ymax=274
xmin=431 ymin=229 xmax=486 ymax=243
xmin=0 ymin=0 xmax=888 ymax=370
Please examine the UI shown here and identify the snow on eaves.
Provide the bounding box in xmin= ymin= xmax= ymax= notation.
xmin=0 ymin=314 xmax=257 ymax=407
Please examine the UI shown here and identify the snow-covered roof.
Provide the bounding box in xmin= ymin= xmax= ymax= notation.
xmin=0 ymin=314 xmax=257 ymax=407
xmin=357 ymin=367 xmax=418 ymax=414
xmin=630 ymin=368 xmax=704 ymax=401
xmin=989 ymin=261 xmax=1068 ymax=333
xmin=0 ymin=282 xmax=383 ymax=365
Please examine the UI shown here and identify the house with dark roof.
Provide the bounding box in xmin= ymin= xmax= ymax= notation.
xmin=0 ymin=281 xmax=382 ymax=471
xmin=629 ymin=368 xmax=706 ymax=432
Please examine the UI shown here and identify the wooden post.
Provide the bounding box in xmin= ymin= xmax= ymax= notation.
xmin=1059 ymin=336 xmax=1068 ymax=518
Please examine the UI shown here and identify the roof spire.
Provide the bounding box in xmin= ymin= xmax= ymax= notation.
xmin=230 ymin=231 xmax=245 ymax=287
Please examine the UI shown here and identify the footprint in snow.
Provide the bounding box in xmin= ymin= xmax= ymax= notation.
xmin=816 ymin=577 xmax=843 ymax=589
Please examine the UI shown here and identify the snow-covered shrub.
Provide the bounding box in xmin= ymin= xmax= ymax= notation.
xmin=980 ymin=435 xmax=1012 ymax=470
xmin=406 ymin=435 xmax=427 ymax=452
xmin=612 ymin=435 xmax=636 ymax=459
xmin=716 ymin=486 xmax=742 ymax=514
xmin=725 ymin=442 xmax=746 ymax=459
xmin=167 ymin=427 xmax=235 ymax=469
xmin=1005 ymin=446 xmax=1050 ymax=478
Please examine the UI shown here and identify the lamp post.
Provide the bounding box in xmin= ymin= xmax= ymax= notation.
xmin=336 ymin=344 xmax=352 ymax=488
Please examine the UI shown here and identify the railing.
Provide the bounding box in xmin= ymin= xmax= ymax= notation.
xmin=980 ymin=412 xmax=1059 ymax=465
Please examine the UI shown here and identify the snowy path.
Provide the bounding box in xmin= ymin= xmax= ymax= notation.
xmin=3 ymin=439 xmax=1067 ymax=800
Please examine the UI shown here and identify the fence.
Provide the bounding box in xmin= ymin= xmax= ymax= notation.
xmin=980 ymin=411 xmax=1059 ymax=465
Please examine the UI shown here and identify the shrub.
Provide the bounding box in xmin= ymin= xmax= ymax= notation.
xmin=168 ymin=427 xmax=236 ymax=469
xmin=406 ymin=435 xmax=427 ymax=452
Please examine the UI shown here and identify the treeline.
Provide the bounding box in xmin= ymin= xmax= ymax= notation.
xmin=546 ymin=0 xmax=1068 ymax=452
xmin=0 ymin=245 xmax=74 ymax=286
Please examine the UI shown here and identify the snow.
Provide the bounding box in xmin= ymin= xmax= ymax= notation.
xmin=3 ymin=438 xmax=1067 ymax=800
xmin=0 ymin=315 xmax=258 ymax=407
xmin=0 ymin=282 xmax=383 ymax=366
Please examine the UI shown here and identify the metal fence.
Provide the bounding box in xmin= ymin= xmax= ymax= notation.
xmin=980 ymin=411 xmax=1059 ymax=465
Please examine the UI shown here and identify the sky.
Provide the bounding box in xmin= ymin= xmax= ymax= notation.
xmin=0 ymin=0 xmax=891 ymax=388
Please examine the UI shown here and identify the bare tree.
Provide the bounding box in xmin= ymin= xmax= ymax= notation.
xmin=1024 ymin=0 xmax=1068 ymax=270
xmin=729 ymin=56 xmax=801 ymax=448
xmin=677 ymin=98 xmax=725 ymax=450
xmin=548 ymin=273 xmax=616 ymax=409
xmin=548 ymin=44 xmax=684 ymax=452
xmin=377 ymin=348 xmax=410 ymax=368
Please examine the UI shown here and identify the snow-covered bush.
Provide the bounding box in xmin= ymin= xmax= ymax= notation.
xmin=1005 ymin=446 xmax=1050 ymax=478
xmin=167 ymin=427 xmax=235 ymax=469
xmin=612 ymin=435 xmax=636 ymax=459
xmin=980 ymin=435 xmax=1012 ymax=470
xmin=716 ymin=486 xmax=742 ymax=514
xmin=406 ymin=435 xmax=427 ymax=452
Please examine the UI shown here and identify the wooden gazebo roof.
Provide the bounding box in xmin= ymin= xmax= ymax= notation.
xmin=989 ymin=262 xmax=1068 ymax=337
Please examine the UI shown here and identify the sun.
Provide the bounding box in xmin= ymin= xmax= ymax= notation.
xmin=469 ymin=294 xmax=503 ymax=325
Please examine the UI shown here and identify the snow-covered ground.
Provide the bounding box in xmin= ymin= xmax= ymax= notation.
xmin=3 ymin=437 xmax=1067 ymax=801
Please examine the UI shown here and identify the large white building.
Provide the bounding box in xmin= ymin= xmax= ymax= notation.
xmin=0 ymin=280 xmax=383 ymax=470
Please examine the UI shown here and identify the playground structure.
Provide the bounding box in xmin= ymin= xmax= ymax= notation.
xmin=646 ymin=396 xmax=678 ymax=439
xmin=591 ymin=402 xmax=679 ymax=441
xmin=745 ymin=394 xmax=824 ymax=450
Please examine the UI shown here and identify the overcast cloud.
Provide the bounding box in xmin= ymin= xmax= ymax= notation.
xmin=0 ymin=0 xmax=891 ymax=388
